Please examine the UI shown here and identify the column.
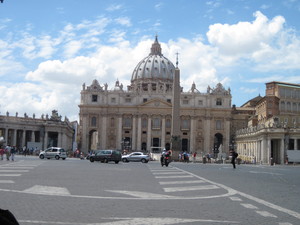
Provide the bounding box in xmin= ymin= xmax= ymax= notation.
xmin=44 ymin=131 xmax=48 ymax=149
xmin=267 ymin=137 xmax=271 ymax=164
xmin=224 ymin=118 xmax=231 ymax=153
xmin=294 ymin=138 xmax=298 ymax=150
xmin=203 ymin=117 xmax=211 ymax=154
xmin=22 ymin=130 xmax=26 ymax=147
xmin=147 ymin=117 xmax=151 ymax=151
xmin=161 ymin=116 xmax=166 ymax=149
xmin=101 ymin=115 xmax=107 ymax=149
xmin=261 ymin=136 xmax=267 ymax=164
xmin=13 ymin=129 xmax=17 ymax=146
xmin=189 ymin=116 xmax=196 ymax=153
xmin=5 ymin=128 xmax=8 ymax=144
xmin=281 ymin=137 xmax=285 ymax=164
xmin=117 ymin=116 xmax=122 ymax=150
xmin=32 ymin=131 xmax=35 ymax=142
xmin=137 ymin=117 xmax=142 ymax=151
xmin=132 ymin=116 xmax=137 ymax=150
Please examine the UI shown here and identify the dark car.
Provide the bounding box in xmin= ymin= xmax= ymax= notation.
xmin=89 ymin=150 xmax=121 ymax=164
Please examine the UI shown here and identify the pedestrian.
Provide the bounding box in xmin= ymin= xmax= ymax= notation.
xmin=5 ymin=145 xmax=11 ymax=161
xmin=193 ymin=152 xmax=197 ymax=163
xmin=10 ymin=146 xmax=16 ymax=161
xmin=230 ymin=150 xmax=238 ymax=169
xmin=0 ymin=147 xmax=4 ymax=160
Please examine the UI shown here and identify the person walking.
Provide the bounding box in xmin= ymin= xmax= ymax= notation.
xmin=10 ymin=146 xmax=16 ymax=161
xmin=5 ymin=145 xmax=11 ymax=161
xmin=230 ymin=150 xmax=238 ymax=169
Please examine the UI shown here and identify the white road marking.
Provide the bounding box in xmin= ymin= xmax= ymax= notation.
xmin=23 ymin=185 xmax=71 ymax=196
xmin=0 ymin=167 xmax=35 ymax=169
xmin=18 ymin=217 xmax=240 ymax=224
xmin=0 ymin=180 xmax=15 ymax=183
xmin=155 ymin=175 xmax=194 ymax=179
xmin=0 ymin=174 xmax=21 ymax=176
xmin=229 ymin=197 xmax=242 ymax=201
xmin=159 ymin=180 xmax=205 ymax=185
xmin=256 ymin=210 xmax=277 ymax=218
xmin=250 ymin=171 xmax=282 ymax=175
xmin=107 ymin=190 xmax=174 ymax=199
xmin=163 ymin=185 xmax=219 ymax=193
xmin=152 ymin=171 xmax=185 ymax=175
xmin=279 ymin=223 xmax=293 ymax=225
xmin=240 ymin=203 xmax=258 ymax=209
xmin=173 ymin=166 xmax=300 ymax=220
xmin=0 ymin=170 xmax=29 ymax=172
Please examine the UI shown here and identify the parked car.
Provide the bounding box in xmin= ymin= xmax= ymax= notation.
xmin=89 ymin=150 xmax=121 ymax=164
xmin=122 ymin=152 xmax=150 ymax=163
xmin=39 ymin=147 xmax=67 ymax=160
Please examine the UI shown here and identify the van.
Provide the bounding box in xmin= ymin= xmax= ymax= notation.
xmin=39 ymin=147 xmax=67 ymax=160
xmin=89 ymin=150 xmax=121 ymax=164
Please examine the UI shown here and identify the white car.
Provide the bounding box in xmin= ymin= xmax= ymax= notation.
xmin=122 ymin=152 xmax=150 ymax=163
xmin=39 ymin=147 xmax=67 ymax=160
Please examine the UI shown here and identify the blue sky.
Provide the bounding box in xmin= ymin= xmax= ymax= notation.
xmin=0 ymin=0 xmax=300 ymax=121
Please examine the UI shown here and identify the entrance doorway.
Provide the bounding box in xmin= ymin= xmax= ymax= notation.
xmin=182 ymin=139 xmax=188 ymax=152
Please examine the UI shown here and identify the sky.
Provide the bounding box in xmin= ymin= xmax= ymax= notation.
xmin=0 ymin=0 xmax=300 ymax=122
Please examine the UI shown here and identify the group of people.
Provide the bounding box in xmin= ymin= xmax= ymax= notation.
xmin=178 ymin=151 xmax=197 ymax=163
xmin=0 ymin=145 xmax=16 ymax=161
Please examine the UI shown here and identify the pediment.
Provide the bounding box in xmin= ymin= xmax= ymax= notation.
xmin=140 ymin=98 xmax=172 ymax=108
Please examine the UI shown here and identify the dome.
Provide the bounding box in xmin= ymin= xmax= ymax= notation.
xmin=131 ymin=36 xmax=175 ymax=82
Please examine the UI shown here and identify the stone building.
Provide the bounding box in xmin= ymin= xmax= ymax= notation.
xmin=0 ymin=110 xmax=76 ymax=152
xmin=235 ymin=81 xmax=300 ymax=164
xmin=78 ymin=37 xmax=232 ymax=156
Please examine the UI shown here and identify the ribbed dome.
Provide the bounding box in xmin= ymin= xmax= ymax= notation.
xmin=131 ymin=36 xmax=175 ymax=82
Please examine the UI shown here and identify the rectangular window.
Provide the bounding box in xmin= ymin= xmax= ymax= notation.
xmin=167 ymin=99 xmax=171 ymax=103
xmin=152 ymin=118 xmax=161 ymax=129
xmin=92 ymin=95 xmax=98 ymax=102
xmin=142 ymin=118 xmax=147 ymax=128
xmin=125 ymin=98 xmax=131 ymax=103
xmin=216 ymin=120 xmax=222 ymax=130
xmin=181 ymin=119 xmax=190 ymax=130
xmin=182 ymin=100 xmax=189 ymax=105
xmin=123 ymin=118 xmax=132 ymax=128
xmin=91 ymin=117 xmax=97 ymax=126
xmin=111 ymin=98 xmax=116 ymax=103
xmin=216 ymin=98 xmax=222 ymax=106
xmin=198 ymin=100 xmax=203 ymax=106
xmin=143 ymin=98 xmax=148 ymax=103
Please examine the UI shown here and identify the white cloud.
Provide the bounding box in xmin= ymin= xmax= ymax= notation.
xmin=207 ymin=11 xmax=285 ymax=56
xmin=115 ymin=17 xmax=131 ymax=27
xmin=106 ymin=4 xmax=123 ymax=12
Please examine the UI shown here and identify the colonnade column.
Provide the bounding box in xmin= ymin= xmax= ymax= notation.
xmin=22 ymin=130 xmax=26 ymax=147
xmin=117 ymin=115 xmax=122 ymax=150
xmin=44 ymin=131 xmax=48 ymax=149
xmin=203 ymin=117 xmax=211 ymax=153
xmin=161 ymin=116 xmax=166 ymax=149
xmin=190 ymin=116 xmax=196 ymax=153
xmin=137 ymin=117 xmax=142 ymax=151
xmin=294 ymin=138 xmax=298 ymax=150
xmin=281 ymin=136 xmax=285 ymax=164
xmin=132 ymin=116 xmax=137 ymax=150
xmin=147 ymin=117 xmax=151 ymax=151
xmin=5 ymin=128 xmax=8 ymax=144
xmin=100 ymin=115 xmax=107 ymax=149
xmin=32 ymin=131 xmax=35 ymax=142
xmin=13 ymin=129 xmax=17 ymax=146
xmin=261 ymin=135 xmax=267 ymax=164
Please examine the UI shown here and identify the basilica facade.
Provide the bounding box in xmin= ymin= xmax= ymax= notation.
xmin=78 ymin=37 xmax=232 ymax=155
